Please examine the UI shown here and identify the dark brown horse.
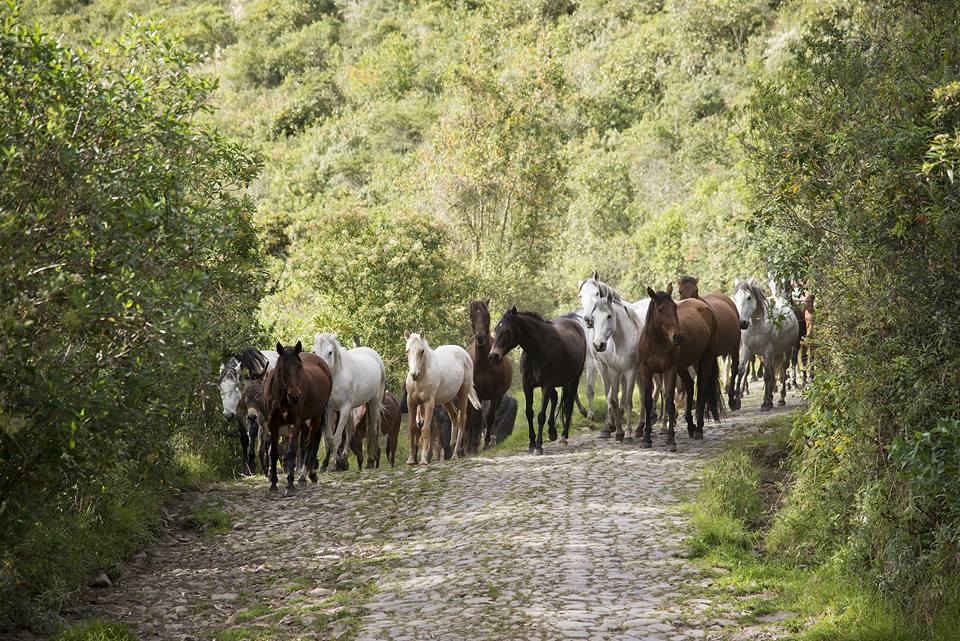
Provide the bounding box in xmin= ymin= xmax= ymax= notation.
xmin=489 ymin=307 xmax=585 ymax=455
xmin=638 ymin=285 xmax=724 ymax=451
xmin=677 ymin=276 xmax=742 ymax=409
xmin=342 ymin=391 xmax=402 ymax=468
xmin=262 ymin=341 xmax=332 ymax=495
xmin=466 ymin=299 xmax=513 ymax=452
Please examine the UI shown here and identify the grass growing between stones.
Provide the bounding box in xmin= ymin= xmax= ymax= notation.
xmin=55 ymin=619 xmax=138 ymax=641
xmin=185 ymin=503 xmax=237 ymax=537
xmin=686 ymin=415 xmax=960 ymax=641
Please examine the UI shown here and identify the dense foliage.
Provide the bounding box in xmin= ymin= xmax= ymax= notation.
xmin=0 ymin=7 xmax=264 ymax=629
xmin=747 ymin=0 xmax=960 ymax=626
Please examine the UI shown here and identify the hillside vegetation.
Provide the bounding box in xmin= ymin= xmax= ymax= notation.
xmin=3 ymin=0 xmax=959 ymax=637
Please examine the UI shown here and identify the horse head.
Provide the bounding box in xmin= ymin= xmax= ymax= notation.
xmin=470 ymin=299 xmax=491 ymax=347
xmin=313 ymin=332 xmax=341 ymax=372
xmin=733 ymin=278 xmax=766 ymax=330
xmin=217 ymin=360 xmax=242 ymax=420
xmin=489 ymin=306 xmax=520 ymax=365
xmin=590 ymin=293 xmax=617 ymax=353
xmin=645 ymin=285 xmax=684 ymax=346
xmin=404 ymin=331 xmax=428 ymax=381
xmin=677 ymin=275 xmax=699 ymax=301
xmin=272 ymin=340 xmax=305 ymax=411
xmin=578 ymin=272 xmax=622 ymax=328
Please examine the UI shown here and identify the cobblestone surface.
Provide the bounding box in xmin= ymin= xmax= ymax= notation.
xmin=59 ymin=393 xmax=800 ymax=641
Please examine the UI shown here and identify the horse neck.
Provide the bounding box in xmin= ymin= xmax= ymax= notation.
xmin=419 ymin=342 xmax=436 ymax=378
xmin=474 ymin=335 xmax=493 ymax=364
xmin=640 ymin=310 xmax=671 ymax=355
xmin=514 ymin=314 xmax=552 ymax=359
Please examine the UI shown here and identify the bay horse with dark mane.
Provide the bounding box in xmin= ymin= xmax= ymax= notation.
xmin=262 ymin=341 xmax=332 ymax=495
xmin=677 ymin=276 xmax=742 ymax=410
xmin=638 ymin=285 xmax=724 ymax=451
xmin=489 ymin=307 xmax=585 ymax=455
xmin=466 ymin=299 xmax=513 ymax=452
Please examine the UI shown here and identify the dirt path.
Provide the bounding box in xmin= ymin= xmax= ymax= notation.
xmin=63 ymin=393 xmax=799 ymax=641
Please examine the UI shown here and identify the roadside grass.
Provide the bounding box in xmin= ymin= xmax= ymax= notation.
xmin=185 ymin=503 xmax=237 ymax=537
xmin=686 ymin=414 xmax=960 ymax=641
xmin=54 ymin=619 xmax=137 ymax=641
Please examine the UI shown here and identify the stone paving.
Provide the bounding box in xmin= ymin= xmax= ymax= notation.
xmin=58 ymin=392 xmax=800 ymax=641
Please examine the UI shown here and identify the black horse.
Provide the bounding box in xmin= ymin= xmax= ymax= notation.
xmin=489 ymin=307 xmax=586 ymax=455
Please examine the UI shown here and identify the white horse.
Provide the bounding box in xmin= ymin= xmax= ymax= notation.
xmin=585 ymin=292 xmax=644 ymax=441
xmin=313 ymin=332 xmax=386 ymax=470
xmin=732 ymin=277 xmax=799 ymax=410
xmin=576 ymin=273 xmax=625 ymax=428
xmin=404 ymin=332 xmax=480 ymax=465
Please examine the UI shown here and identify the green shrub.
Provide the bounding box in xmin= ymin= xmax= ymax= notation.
xmin=56 ymin=620 xmax=137 ymax=641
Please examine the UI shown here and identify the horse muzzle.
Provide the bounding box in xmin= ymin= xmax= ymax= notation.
xmin=489 ymin=351 xmax=503 ymax=365
xmin=672 ymin=334 xmax=684 ymax=346
xmin=223 ymin=412 xmax=235 ymax=421
xmin=740 ymin=320 xmax=750 ymax=330
xmin=594 ymin=341 xmax=607 ymax=352
xmin=410 ymin=371 xmax=420 ymax=381
xmin=475 ymin=335 xmax=486 ymax=347
xmin=584 ymin=316 xmax=594 ymax=329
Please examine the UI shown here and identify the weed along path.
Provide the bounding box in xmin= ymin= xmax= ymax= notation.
xmin=63 ymin=394 xmax=799 ymax=641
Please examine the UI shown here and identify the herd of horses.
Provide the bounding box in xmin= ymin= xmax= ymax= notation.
xmin=216 ymin=273 xmax=814 ymax=495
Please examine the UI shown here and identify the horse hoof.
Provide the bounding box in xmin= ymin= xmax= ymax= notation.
xmin=309 ymin=471 xmax=318 ymax=483
xmin=548 ymin=427 xmax=558 ymax=442
xmin=269 ymin=485 xmax=278 ymax=493
xmin=559 ymin=439 xmax=568 ymax=447
xmin=667 ymin=441 xmax=677 ymax=452
xmin=615 ymin=432 xmax=624 ymax=443
xmin=405 ymin=457 xmax=416 ymax=466
xmin=778 ymin=399 xmax=786 ymax=406
xmin=534 ymin=447 xmax=544 ymax=456
xmin=760 ymin=405 xmax=772 ymax=412
xmin=298 ymin=477 xmax=307 ymax=485
xmin=639 ymin=440 xmax=652 ymax=449
xmin=730 ymin=399 xmax=741 ymax=411
xmin=285 ymin=486 xmax=296 ymax=497
xmin=693 ymin=430 xmax=704 ymax=440
xmin=624 ymin=436 xmax=634 ymax=443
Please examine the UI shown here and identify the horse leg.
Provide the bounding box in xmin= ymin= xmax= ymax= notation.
xmin=560 ymin=380 xmax=577 ymax=444
xmin=534 ymin=388 xmax=549 ymax=455
xmin=485 ymin=395 xmax=502 ymax=448
xmin=268 ymin=424 xmax=280 ymax=493
xmin=304 ymin=418 xmax=322 ymax=482
xmin=330 ymin=405 xmax=354 ymax=470
xmin=366 ymin=395 xmax=383 ymax=469
xmin=321 ymin=405 xmax=337 ymax=472
xmin=608 ymin=371 xmax=623 ymax=442
xmin=694 ymin=360 xmax=709 ymax=440
xmin=283 ymin=420 xmax=302 ymax=496
xmin=547 ymin=387 xmax=559 ymax=442
xmin=406 ymin=399 xmax=420 ymax=466
xmin=455 ymin=391 xmax=470 ymax=458
xmin=639 ymin=369 xmax=653 ymax=448
xmin=519 ymin=386 xmax=534 ymax=454
xmin=236 ymin=416 xmax=252 ymax=476
xmin=584 ymin=357 xmax=597 ymax=421
xmin=677 ymin=369 xmax=694 ymax=437
xmin=664 ymin=369 xmax=678 ymax=452
xmin=419 ymin=400 xmax=436 ymax=465
xmin=761 ymin=354 xmax=774 ymax=411
xmin=779 ymin=356 xmax=788 ymax=406
xmin=728 ymin=351 xmax=741 ymax=410
xmin=444 ymin=400 xmax=463 ymax=459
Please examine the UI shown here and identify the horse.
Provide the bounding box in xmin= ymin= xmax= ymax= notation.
xmin=216 ymin=348 xmax=280 ymax=474
xmin=576 ymin=272 xmax=622 ymax=423
xmin=732 ymin=277 xmax=800 ymax=410
xmin=342 ymin=391 xmax=402 ymax=468
xmin=313 ymin=332 xmax=387 ymax=471
xmin=637 ymin=284 xmax=724 ymax=451
xmin=404 ymin=332 xmax=480 ymax=464
xmin=677 ymin=276 xmax=743 ymax=410
xmin=789 ymin=303 xmax=808 ymax=388
xmin=488 ymin=307 xmax=585 ymax=455
xmin=466 ymin=299 xmax=513 ymax=451
xmin=262 ymin=341 xmax=332 ymax=495
xmin=582 ymin=291 xmax=643 ymax=442
xmin=803 ymin=291 xmax=815 ymax=381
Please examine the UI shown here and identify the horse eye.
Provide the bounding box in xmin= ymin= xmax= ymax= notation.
xmin=607 ymin=314 xmax=612 ymax=319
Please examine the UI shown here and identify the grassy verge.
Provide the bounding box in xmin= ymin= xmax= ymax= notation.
xmin=686 ymin=415 xmax=960 ymax=640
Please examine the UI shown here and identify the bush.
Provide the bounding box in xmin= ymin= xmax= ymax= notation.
xmin=0 ymin=9 xmax=263 ymax=630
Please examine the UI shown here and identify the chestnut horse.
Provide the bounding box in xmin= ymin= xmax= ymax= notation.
xmin=677 ymin=276 xmax=743 ymax=410
xmin=638 ymin=285 xmax=724 ymax=451
xmin=489 ymin=307 xmax=585 ymax=455
xmin=344 ymin=391 xmax=402 ymax=468
xmin=262 ymin=341 xmax=332 ymax=495
xmin=466 ymin=299 xmax=513 ymax=451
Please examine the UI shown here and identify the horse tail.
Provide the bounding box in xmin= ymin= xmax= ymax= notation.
xmin=467 ymin=385 xmax=481 ymax=410
xmin=705 ymin=357 xmax=725 ymax=423
xmin=574 ymin=394 xmax=589 ymax=417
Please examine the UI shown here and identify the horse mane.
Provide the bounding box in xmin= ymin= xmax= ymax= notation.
xmin=578 ymin=277 xmax=623 ymax=303
xmin=735 ymin=279 xmax=769 ymax=318
xmin=266 ymin=347 xmax=297 ymax=410
xmin=236 ymin=347 xmax=269 ymax=379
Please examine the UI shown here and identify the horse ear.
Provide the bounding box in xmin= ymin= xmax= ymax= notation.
xmin=606 ymin=292 xmax=613 ymax=303
xmin=294 ymin=340 xmax=302 ymax=354
xmin=404 ymin=329 xmax=410 ymax=340
xmin=666 ymin=282 xmax=673 ymax=295
xmin=314 ymin=332 xmax=322 ymax=343
xmin=647 ymin=287 xmax=656 ymax=299
xmin=510 ymin=305 xmax=517 ymax=315
xmin=484 ymin=298 xmax=490 ymax=307
xmin=276 ymin=342 xmax=284 ymax=355
xmin=592 ymin=270 xmax=600 ymax=280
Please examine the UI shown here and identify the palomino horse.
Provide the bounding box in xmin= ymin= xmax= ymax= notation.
xmin=677 ymin=276 xmax=743 ymax=410
xmin=262 ymin=341 xmax=332 ymax=495
xmin=466 ymin=299 xmax=513 ymax=451
xmin=313 ymin=333 xmax=387 ymax=470
xmin=489 ymin=307 xmax=586 ymax=455
xmin=583 ymin=291 xmax=643 ymax=442
xmin=404 ymin=332 xmax=480 ymax=464
xmin=638 ymin=285 xmax=724 ymax=451
xmin=732 ymin=278 xmax=799 ymax=410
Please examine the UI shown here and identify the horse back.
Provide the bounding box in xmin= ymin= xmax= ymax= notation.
xmin=703 ymin=293 xmax=741 ymax=357
xmin=677 ymin=298 xmax=716 ymax=366
xmin=299 ymin=352 xmax=333 ymax=417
